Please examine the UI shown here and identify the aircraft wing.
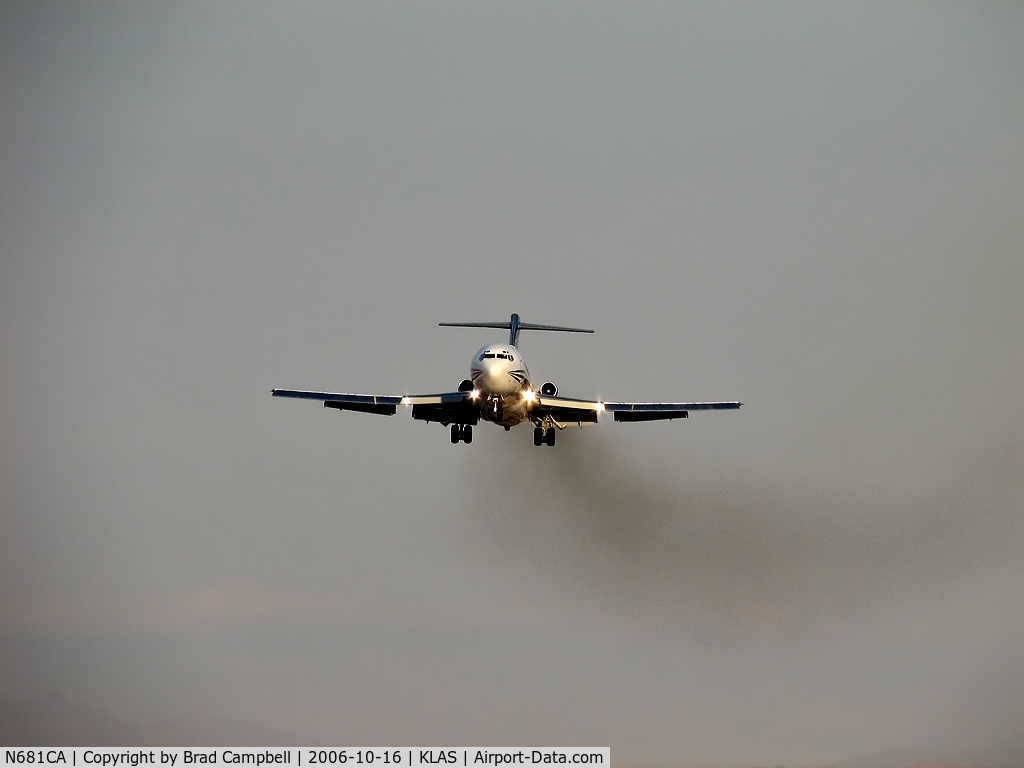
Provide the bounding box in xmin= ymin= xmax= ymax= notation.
xmin=532 ymin=395 xmax=603 ymax=424
xmin=271 ymin=389 xmax=478 ymax=424
xmin=535 ymin=395 xmax=741 ymax=424
xmin=604 ymin=400 xmax=742 ymax=421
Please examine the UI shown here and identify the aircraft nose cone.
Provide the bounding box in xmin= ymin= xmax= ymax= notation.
xmin=477 ymin=363 xmax=515 ymax=395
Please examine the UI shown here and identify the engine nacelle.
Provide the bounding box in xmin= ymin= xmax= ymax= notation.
xmin=458 ymin=379 xmax=475 ymax=392
xmin=540 ymin=382 xmax=557 ymax=396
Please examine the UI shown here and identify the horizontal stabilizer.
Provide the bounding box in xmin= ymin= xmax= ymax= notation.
xmin=439 ymin=321 xmax=593 ymax=333
xmin=438 ymin=321 xmax=511 ymax=330
xmin=518 ymin=322 xmax=594 ymax=333
xmin=440 ymin=313 xmax=592 ymax=346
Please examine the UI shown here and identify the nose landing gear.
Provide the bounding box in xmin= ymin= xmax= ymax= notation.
xmin=489 ymin=399 xmax=503 ymax=423
xmin=451 ymin=424 xmax=473 ymax=444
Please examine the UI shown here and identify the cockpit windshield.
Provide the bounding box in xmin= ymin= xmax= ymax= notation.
xmin=479 ymin=351 xmax=513 ymax=360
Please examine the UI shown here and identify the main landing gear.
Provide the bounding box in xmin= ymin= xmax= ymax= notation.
xmin=451 ymin=424 xmax=473 ymax=444
xmin=533 ymin=426 xmax=556 ymax=447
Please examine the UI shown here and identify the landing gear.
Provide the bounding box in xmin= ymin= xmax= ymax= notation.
xmin=451 ymin=424 xmax=473 ymax=444
xmin=534 ymin=425 xmax=556 ymax=447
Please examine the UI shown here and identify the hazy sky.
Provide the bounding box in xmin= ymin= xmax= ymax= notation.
xmin=2 ymin=2 xmax=1023 ymax=765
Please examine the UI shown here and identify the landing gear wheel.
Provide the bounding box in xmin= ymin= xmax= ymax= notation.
xmin=462 ymin=425 xmax=473 ymax=444
xmin=451 ymin=424 xmax=461 ymax=444
xmin=545 ymin=427 xmax=556 ymax=447
xmin=534 ymin=427 xmax=544 ymax=446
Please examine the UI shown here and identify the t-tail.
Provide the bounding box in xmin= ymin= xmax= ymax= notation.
xmin=439 ymin=313 xmax=594 ymax=347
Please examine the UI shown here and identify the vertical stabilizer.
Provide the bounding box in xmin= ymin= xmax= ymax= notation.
xmin=508 ymin=314 xmax=521 ymax=346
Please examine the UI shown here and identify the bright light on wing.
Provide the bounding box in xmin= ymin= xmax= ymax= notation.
xmin=523 ymin=390 xmax=536 ymax=402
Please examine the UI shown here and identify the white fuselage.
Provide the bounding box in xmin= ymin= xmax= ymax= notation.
xmin=470 ymin=344 xmax=534 ymax=425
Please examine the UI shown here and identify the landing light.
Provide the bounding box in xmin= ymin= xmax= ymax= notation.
xmin=523 ymin=390 xmax=536 ymax=402
xmin=401 ymin=396 xmax=411 ymax=405
xmin=470 ymin=389 xmax=480 ymax=399
xmin=596 ymin=402 xmax=605 ymax=411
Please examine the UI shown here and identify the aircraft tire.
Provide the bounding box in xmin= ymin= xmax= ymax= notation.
xmin=545 ymin=428 xmax=556 ymax=447
xmin=451 ymin=424 xmax=460 ymax=444
xmin=463 ymin=425 xmax=473 ymax=444
xmin=534 ymin=427 xmax=544 ymax=446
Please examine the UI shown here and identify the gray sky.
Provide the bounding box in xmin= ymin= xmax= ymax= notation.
xmin=1 ymin=2 xmax=1023 ymax=765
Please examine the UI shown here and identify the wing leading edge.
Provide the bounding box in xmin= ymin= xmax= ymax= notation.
xmin=271 ymin=389 xmax=476 ymax=422
xmin=272 ymin=389 xmax=740 ymax=426
xmin=606 ymin=400 xmax=741 ymax=422
xmin=272 ymin=389 xmax=401 ymax=415
xmin=535 ymin=395 xmax=741 ymax=424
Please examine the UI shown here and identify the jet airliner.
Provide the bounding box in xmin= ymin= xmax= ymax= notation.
xmin=272 ymin=314 xmax=741 ymax=446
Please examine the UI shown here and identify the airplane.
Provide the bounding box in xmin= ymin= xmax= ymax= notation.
xmin=272 ymin=313 xmax=741 ymax=446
